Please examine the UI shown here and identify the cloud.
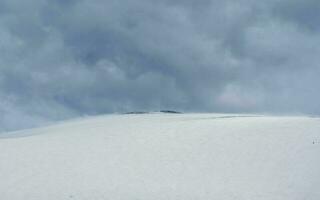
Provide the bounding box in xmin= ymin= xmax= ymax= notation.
xmin=272 ymin=0 xmax=320 ymax=32
xmin=0 ymin=0 xmax=320 ymax=131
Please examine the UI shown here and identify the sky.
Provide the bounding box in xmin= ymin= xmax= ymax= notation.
xmin=0 ymin=0 xmax=320 ymax=131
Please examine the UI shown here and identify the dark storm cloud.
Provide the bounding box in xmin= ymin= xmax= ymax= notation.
xmin=0 ymin=0 xmax=320 ymax=131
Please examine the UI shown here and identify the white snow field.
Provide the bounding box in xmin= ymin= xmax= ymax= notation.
xmin=0 ymin=113 xmax=320 ymax=200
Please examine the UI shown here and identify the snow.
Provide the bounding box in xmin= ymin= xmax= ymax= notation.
xmin=0 ymin=113 xmax=320 ymax=199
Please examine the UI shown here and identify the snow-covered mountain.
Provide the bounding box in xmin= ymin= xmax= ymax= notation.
xmin=0 ymin=113 xmax=319 ymax=200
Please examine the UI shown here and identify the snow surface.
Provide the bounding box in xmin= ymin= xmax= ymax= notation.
xmin=0 ymin=113 xmax=320 ymax=200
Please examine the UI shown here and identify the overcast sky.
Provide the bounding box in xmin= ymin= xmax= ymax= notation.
xmin=0 ymin=0 xmax=320 ymax=131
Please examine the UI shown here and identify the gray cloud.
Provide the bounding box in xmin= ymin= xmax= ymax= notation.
xmin=0 ymin=0 xmax=320 ymax=132
xmin=273 ymin=0 xmax=320 ymax=32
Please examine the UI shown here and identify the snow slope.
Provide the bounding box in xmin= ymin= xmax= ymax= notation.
xmin=0 ymin=113 xmax=320 ymax=200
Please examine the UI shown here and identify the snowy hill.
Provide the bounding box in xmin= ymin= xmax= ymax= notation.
xmin=0 ymin=113 xmax=319 ymax=200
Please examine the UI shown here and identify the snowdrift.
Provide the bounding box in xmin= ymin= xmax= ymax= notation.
xmin=0 ymin=113 xmax=320 ymax=200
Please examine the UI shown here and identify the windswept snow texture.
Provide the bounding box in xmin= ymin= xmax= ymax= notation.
xmin=0 ymin=113 xmax=320 ymax=200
